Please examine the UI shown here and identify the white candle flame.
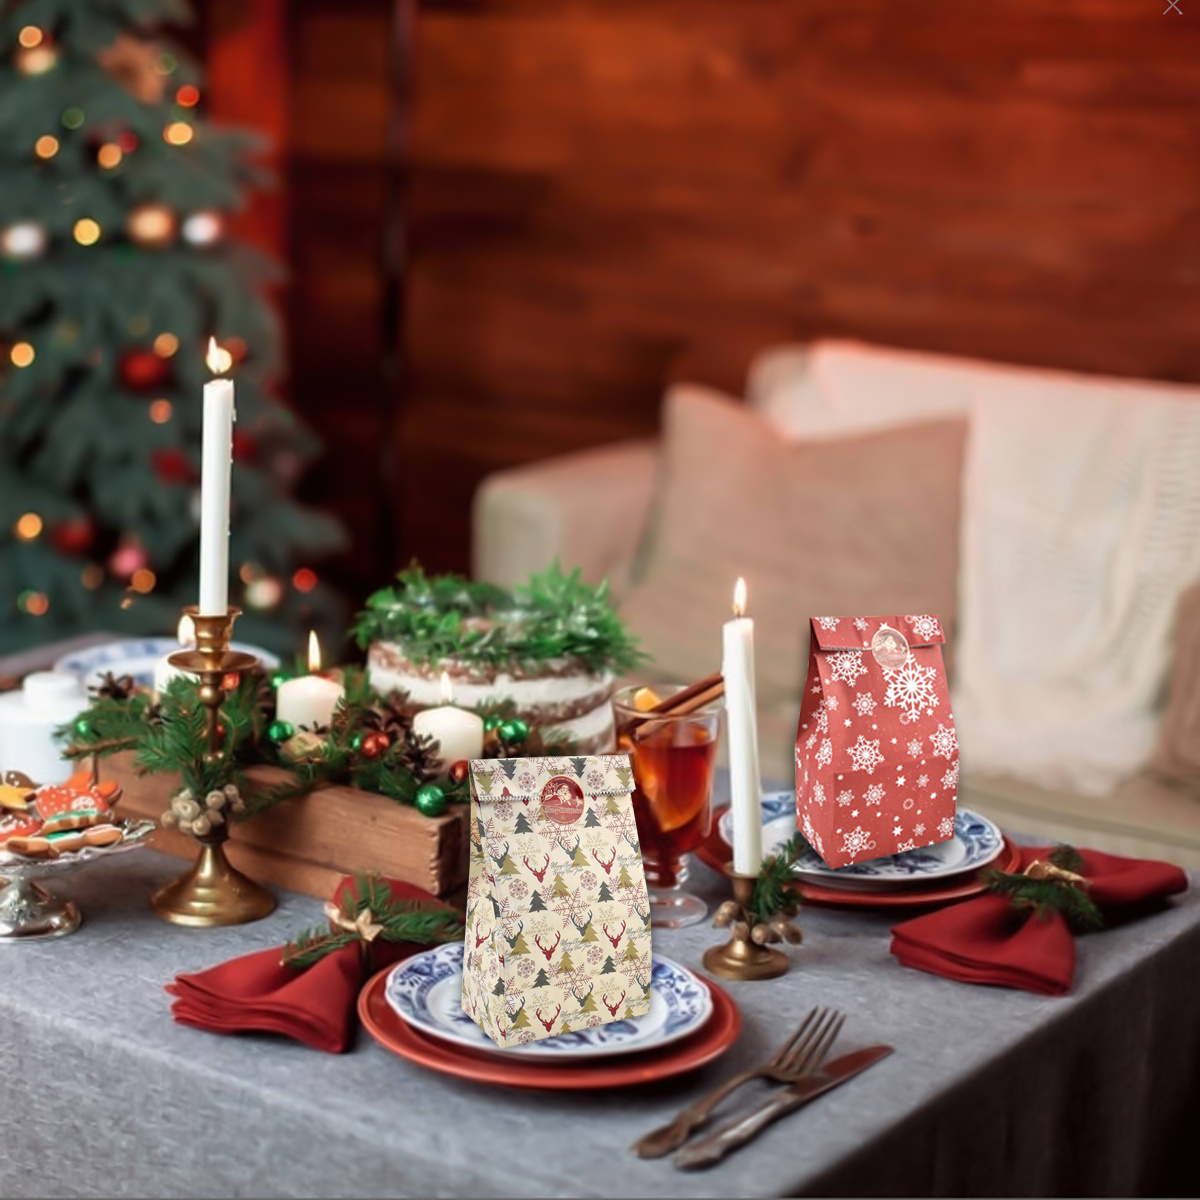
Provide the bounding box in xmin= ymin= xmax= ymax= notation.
xmin=733 ymin=576 xmax=747 ymax=618
xmin=206 ymin=337 xmax=233 ymax=375
xmin=307 ymin=630 xmax=322 ymax=674
xmin=440 ymin=670 xmax=454 ymax=705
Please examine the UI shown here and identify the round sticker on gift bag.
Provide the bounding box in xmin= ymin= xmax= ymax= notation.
xmin=541 ymin=776 xmax=585 ymax=825
xmin=871 ymin=624 xmax=910 ymax=670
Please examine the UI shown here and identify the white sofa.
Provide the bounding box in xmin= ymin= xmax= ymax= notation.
xmin=472 ymin=341 xmax=1200 ymax=866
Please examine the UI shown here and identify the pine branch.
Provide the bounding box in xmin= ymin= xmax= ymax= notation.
xmin=749 ymin=833 xmax=811 ymax=924
xmin=281 ymin=871 xmax=464 ymax=968
xmin=982 ymin=860 xmax=1104 ymax=933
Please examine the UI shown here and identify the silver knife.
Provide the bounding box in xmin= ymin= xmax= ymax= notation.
xmin=674 ymin=1044 xmax=894 ymax=1171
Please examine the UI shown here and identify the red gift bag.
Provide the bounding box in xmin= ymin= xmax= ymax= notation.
xmin=794 ymin=615 xmax=959 ymax=868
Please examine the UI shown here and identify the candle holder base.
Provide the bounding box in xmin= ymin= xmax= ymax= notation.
xmin=702 ymin=937 xmax=789 ymax=982
xmin=151 ymin=839 xmax=276 ymax=927
xmin=701 ymin=869 xmax=799 ymax=982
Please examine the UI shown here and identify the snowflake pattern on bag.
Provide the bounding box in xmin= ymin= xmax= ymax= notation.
xmin=795 ymin=615 xmax=959 ymax=868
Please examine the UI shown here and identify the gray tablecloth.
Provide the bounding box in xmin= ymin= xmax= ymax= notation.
xmin=2 ymin=844 xmax=1199 ymax=1198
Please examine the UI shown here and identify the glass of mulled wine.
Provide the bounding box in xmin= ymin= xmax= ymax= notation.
xmin=614 ymin=685 xmax=722 ymax=929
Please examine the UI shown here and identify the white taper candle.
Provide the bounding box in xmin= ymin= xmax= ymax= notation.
xmin=198 ymin=338 xmax=234 ymax=615
xmin=722 ymin=577 xmax=763 ymax=875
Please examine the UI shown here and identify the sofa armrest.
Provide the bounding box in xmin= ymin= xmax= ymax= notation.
xmin=471 ymin=439 xmax=660 ymax=594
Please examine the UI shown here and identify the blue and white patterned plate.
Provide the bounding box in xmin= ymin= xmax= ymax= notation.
xmin=54 ymin=638 xmax=279 ymax=690
xmin=385 ymin=943 xmax=712 ymax=1061
xmin=719 ymin=793 xmax=1004 ymax=888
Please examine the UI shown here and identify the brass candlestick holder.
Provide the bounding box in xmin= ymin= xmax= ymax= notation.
xmin=150 ymin=606 xmax=276 ymax=927
xmin=701 ymin=869 xmax=800 ymax=982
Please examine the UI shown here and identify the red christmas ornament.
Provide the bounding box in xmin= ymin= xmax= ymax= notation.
xmin=231 ymin=431 xmax=257 ymax=463
xmin=360 ymin=731 xmax=391 ymax=759
xmin=221 ymin=672 xmax=240 ymax=691
xmin=151 ymin=447 xmax=194 ymax=484
xmin=49 ymin=516 xmax=95 ymax=556
xmin=449 ymin=760 xmax=469 ymax=785
xmin=119 ymin=347 xmax=171 ymax=391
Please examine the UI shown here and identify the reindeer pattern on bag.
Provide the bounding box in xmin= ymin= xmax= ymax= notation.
xmin=462 ymin=754 xmax=652 ymax=1048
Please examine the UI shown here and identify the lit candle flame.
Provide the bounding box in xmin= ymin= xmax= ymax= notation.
xmin=206 ymin=336 xmax=233 ymax=375
xmin=177 ymin=614 xmax=196 ymax=646
xmin=732 ymin=576 xmax=747 ymax=618
xmin=440 ymin=670 xmax=454 ymax=705
xmin=307 ymin=630 xmax=322 ymax=674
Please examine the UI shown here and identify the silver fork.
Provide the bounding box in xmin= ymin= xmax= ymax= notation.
xmin=632 ymin=1006 xmax=845 ymax=1158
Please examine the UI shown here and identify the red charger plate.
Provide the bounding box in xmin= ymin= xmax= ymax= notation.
xmin=698 ymin=806 xmax=1020 ymax=909
xmin=357 ymin=964 xmax=742 ymax=1090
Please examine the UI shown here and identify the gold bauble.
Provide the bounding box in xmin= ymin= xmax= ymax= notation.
xmin=126 ymin=203 xmax=178 ymax=249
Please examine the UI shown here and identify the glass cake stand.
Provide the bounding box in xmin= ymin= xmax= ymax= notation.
xmin=0 ymin=819 xmax=155 ymax=941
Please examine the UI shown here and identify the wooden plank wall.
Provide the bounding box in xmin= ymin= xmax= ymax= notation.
xmin=220 ymin=0 xmax=1200 ymax=580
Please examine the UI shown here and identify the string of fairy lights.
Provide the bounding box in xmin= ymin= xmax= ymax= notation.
xmin=3 ymin=21 xmax=322 ymax=623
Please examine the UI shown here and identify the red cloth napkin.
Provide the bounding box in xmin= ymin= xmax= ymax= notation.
xmin=166 ymin=877 xmax=452 ymax=1052
xmin=890 ymin=845 xmax=1188 ymax=995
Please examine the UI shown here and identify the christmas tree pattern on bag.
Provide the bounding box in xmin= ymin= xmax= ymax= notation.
xmin=462 ymin=754 xmax=652 ymax=1048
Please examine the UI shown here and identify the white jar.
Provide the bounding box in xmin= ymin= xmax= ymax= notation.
xmin=0 ymin=671 xmax=88 ymax=786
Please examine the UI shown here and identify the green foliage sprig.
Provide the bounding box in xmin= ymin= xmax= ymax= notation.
xmin=749 ymin=832 xmax=812 ymax=924
xmin=281 ymin=872 xmax=464 ymax=968
xmin=982 ymin=844 xmax=1103 ymax=932
xmin=351 ymin=562 xmax=645 ymax=675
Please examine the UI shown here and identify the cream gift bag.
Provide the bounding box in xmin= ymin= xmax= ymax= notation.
xmin=462 ymin=754 xmax=652 ymax=1048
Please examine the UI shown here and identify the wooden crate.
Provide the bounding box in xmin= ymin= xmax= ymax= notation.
xmin=100 ymin=753 xmax=470 ymax=900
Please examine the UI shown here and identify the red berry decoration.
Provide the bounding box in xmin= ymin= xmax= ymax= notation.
xmin=118 ymin=347 xmax=171 ymax=391
xmin=221 ymin=672 xmax=240 ymax=691
xmin=361 ymin=731 xmax=391 ymax=759
xmin=151 ymin=447 xmax=195 ymax=484
xmin=50 ymin=516 xmax=95 ymax=555
xmin=449 ymin=760 xmax=469 ymax=785
xmin=231 ymin=430 xmax=257 ymax=463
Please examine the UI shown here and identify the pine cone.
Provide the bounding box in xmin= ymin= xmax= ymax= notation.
xmin=398 ymin=728 xmax=440 ymax=784
xmin=362 ymin=694 xmax=412 ymax=741
xmin=91 ymin=671 xmax=137 ymax=702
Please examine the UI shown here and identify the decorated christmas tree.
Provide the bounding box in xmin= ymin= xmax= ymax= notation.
xmin=0 ymin=1 xmax=343 ymax=652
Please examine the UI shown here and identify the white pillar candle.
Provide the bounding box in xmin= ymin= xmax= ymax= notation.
xmin=199 ymin=338 xmax=235 ymax=616
xmin=722 ymin=577 xmax=763 ymax=875
xmin=412 ymin=671 xmax=485 ymax=777
xmin=153 ymin=615 xmax=198 ymax=696
xmin=275 ymin=632 xmax=344 ymax=730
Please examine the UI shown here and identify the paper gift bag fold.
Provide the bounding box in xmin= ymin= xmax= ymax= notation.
xmin=795 ymin=615 xmax=959 ymax=868
xmin=463 ymin=754 xmax=652 ymax=1048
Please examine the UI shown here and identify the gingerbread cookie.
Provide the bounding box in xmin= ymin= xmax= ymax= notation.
xmin=0 ymin=770 xmax=36 ymax=812
xmin=0 ymin=810 xmax=43 ymax=846
xmin=83 ymin=824 xmax=123 ymax=848
xmin=33 ymin=769 xmax=121 ymax=834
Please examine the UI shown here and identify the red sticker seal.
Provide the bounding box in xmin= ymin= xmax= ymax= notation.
xmin=541 ymin=776 xmax=585 ymax=826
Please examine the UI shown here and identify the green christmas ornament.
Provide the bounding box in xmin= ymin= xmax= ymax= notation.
xmin=267 ymin=719 xmax=294 ymax=743
xmin=73 ymin=717 xmax=94 ymax=738
xmin=269 ymin=670 xmax=289 ymax=689
xmin=498 ymin=718 xmax=530 ymax=745
xmin=483 ymin=715 xmax=504 ymax=733
xmin=415 ymin=782 xmax=447 ymax=817
xmin=350 ymin=731 xmax=365 ymax=751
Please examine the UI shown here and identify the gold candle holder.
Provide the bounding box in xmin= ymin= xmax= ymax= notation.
xmin=150 ymin=606 xmax=276 ymax=927
xmin=701 ymin=869 xmax=798 ymax=982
